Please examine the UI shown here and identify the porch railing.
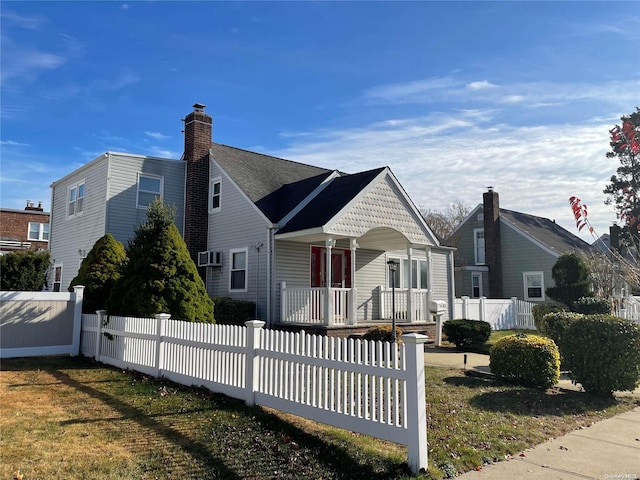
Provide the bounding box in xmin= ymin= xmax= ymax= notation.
xmin=378 ymin=287 xmax=431 ymax=322
xmin=280 ymin=282 xmax=352 ymax=326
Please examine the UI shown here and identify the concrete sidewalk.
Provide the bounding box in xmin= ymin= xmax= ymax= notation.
xmin=424 ymin=348 xmax=640 ymax=479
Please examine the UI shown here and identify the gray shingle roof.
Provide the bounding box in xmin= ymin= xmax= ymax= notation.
xmin=277 ymin=167 xmax=386 ymax=234
xmin=210 ymin=143 xmax=333 ymax=223
xmin=500 ymin=208 xmax=593 ymax=255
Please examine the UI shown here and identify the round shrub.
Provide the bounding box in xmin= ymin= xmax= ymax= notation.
xmin=539 ymin=311 xmax=583 ymax=351
xmin=213 ymin=297 xmax=256 ymax=325
xmin=442 ymin=319 xmax=491 ymax=350
xmin=562 ymin=315 xmax=640 ymax=395
xmin=490 ymin=334 xmax=560 ymax=389
xmin=573 ymin=296 xmax=612 ymax=315
xmin=532 ymin=302 xmax=567 ymax=332
xmin=362 ymin=325 xmax=403 ymax=343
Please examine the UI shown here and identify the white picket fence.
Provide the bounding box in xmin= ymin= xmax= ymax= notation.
xmin=80 ymin=311 xmax=428 ymax=473
xmin=454 ymin=296 xmax=535 ymax=330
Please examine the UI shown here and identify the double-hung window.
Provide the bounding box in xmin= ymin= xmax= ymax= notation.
xmin=68 ymin=181 xmax=85 ymax=217
xmin=28 ymin=222 xmax=49 ymax=241
xmin=523 ymin=271 xmax=544 ymax=301
xmin=229 ymin=248 xmax=248 ymax=291
xmin=210 ymin=178 xmax=221 ymax=212
xmin=53 ymin=265 xmax=62 ymax=292
xmin=471 ymin=272 xmax=482 ymax=298
xmin=474 ymin=228 xmax=485 ymax=265
xmin=137 ymin=173 xmax=163 ymax=208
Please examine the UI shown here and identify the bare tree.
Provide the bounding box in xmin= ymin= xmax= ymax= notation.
xmin=420 ymin=199 xmax=470 ymax=241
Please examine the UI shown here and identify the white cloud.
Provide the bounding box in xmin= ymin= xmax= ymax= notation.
xmin=145 ymin=131 xmax=170 ymax=140
xmin=1 ymin=10 xmax=47 ymax=30
xmin=270 ymin=111 xmax=620 ymax=243
xmin=121 ymin=4 xmax=130 ymax=10
xmin=0 ymin=140 xmax=31 ymax=146
xmin=466 ymin=80 xmax=497 ymax=90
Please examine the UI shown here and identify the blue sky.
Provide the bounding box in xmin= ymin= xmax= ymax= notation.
xmin=1 ymin=1 xmax=638 ymax=243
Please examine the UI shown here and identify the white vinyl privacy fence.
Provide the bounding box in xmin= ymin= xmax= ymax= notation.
xmin=454 ymin=296 xmax=535 ymax=330
xmin=80 ymin=312 xmax=428 ymax=473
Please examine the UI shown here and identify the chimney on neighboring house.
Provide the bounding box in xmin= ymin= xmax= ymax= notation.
xmin=183 ymin=103 xmax=212 ymax=278
xmin=25 ymin=200 xmax=44 ymax=212
xmin=610 ymin=223 xmax=621 ymax=254
xmin=483 ymin=187 xmax=503 ymax=298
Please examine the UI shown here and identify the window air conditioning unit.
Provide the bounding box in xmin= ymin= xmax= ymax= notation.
xmin=198 ymin=250 xmax=222 ymax=267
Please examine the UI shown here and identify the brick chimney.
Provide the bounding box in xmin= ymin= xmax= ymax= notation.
xmin=610 ymin=223 xmax=621 ymax=254
xmin=25 ymin=200 xmax=44 ymax=212
xmin=183 ymin=103 xmax=212 ymax=277
xmin=483 ymin=187 xmax=503 ymax=298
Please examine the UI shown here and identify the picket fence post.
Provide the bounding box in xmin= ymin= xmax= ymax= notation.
xmin=245 ymin=320 xmax=265 ymax=406
xmin=461 ymin=296 xmax=469 ymax=318
xmin=70 ymin=286 xmax=85 ymax=356
xmin=479 ymin=296 xmax=486 ymax=321
xmin=95 ymin=310 xmax=106 ymax=361
xmin=402 ymin=333 xmax=428 ymax=474
xmin=154 ymin=313 xmax=170 ymax=377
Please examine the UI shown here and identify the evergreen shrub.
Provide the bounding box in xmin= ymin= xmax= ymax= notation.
xmin=362 ymin=325 xmax=403 ymax=343
xmin=490 ymin=334 xmax=560 ymax=389
xmin=442 ymin=319 xmax=491 ymax=350
xmin=0 ymin=250 xmax=50 ymax=291
xmin=563 ymin=315 xmax=640 ymax=395
xmin=538 ymin=311 xmax=583 ymax=350
xmin=573 ymin=296 xmax=612 ymax=315
xmin=212 ymin=297 xmax=255 ymax=325
xmin=532 ymin=302 xmax=567 ymax=332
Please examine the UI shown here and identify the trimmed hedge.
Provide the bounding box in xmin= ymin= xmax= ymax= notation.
xmin=212 ymin=297 xmax=256 ymax=326
xmin=443 ymin=319 xmax=491 ymax=350
xmin=362 ymin=325 xmax=403 ymax=343
xmin=538 ymin=311 xmax=583 ymax=351
xmin=532 ymin=302 xmax=567 ymax=332
xmin=490 ymin=334 xmax=560 ymax=389
xmin=562 ymin=315 xmax=640 ymax=395
xmin=573 ymin=296 xmax=612 ymax=315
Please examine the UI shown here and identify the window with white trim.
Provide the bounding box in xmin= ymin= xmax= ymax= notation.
xmin=523 ymin=271 xmax=544 ymax=301
xmin=229 ymin=248 xmax=248 ymax=291
xmin=53 ymin=264 xmax=62 ymax=292
xmin=474 ymin=228 xmax=485 ymax=265
xmin=387 ymin=256 xmax=428 ymax=289
xmin=137 ymin=173 xmax=163 ymax=208
xmin=68 ymin=181 xmax=85 ymax=217
xmin=471 ymin=272 xmax=482 ymax=298
xmin=210 ymin=178 xmax=221 ymax=212
xmin=28 ymin=222 xmax=49 ymax=241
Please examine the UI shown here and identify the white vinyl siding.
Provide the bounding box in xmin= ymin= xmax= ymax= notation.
xmin=137 ymin=173 xmax=163 ymax=208
xmin=28 ymin=222 xmax=49 ymax=241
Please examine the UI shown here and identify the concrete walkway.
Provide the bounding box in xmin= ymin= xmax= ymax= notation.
xmin=423 ymin=348 xmax=640 ymax=479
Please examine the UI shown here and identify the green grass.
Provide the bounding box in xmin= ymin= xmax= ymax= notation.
xmin=1 ymin=356 xmax=637 ymax=480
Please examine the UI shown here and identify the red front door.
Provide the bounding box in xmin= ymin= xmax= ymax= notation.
xmin=310 ymin=246 xmax=352 ymax=288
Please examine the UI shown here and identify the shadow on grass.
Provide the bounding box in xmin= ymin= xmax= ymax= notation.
xmin=3 ymin=356 xmax=409 ymax=480
xmin=469 ymin=388 xmax=620 ymax=416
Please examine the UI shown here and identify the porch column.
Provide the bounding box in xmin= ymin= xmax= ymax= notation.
xmin=350 ymin=239 xmax=358 ymax=324
xmin=325 ymin=238 xmax=335 ymax=326
xmin=427 ymin=249 xmax=434 ymax=321
xmin=407 ymin=245 xmax=414 ymax=323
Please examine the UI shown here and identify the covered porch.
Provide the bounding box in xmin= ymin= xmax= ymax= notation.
xmin=275 ymin=227 xmax=449 ymax=328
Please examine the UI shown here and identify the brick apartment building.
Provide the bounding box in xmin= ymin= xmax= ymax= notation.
xmin=0 ymin=201 xmax=50 ymax=254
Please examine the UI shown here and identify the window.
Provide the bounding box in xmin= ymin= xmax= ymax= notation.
xmin=210 ymin=178 xmax=221 ymax=212
xmin=68 ymin=181 xmax=85 ymax=217
xmin=471 ymin=272 xmax=482 ymax=298
xmin=137 ymin=173 xmax=163 ymax=208
xmin=230 ymin=248 xmax=248 ymax=291
xmin=523 ymin=272 xmax=544 ymax=301
xmin=28 ymin=222 xmax=49 ymax=241
xmin=474 ymin=228 xmax=485 ymax=265
xmin=387 ymin=257 xmax=428 ymax=289
xmin=53 ymin=264 xmax=62 ymax=292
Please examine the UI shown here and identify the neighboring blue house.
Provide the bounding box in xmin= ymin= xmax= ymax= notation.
xmin=446 ymin=188 xmax=593 ymax=302
xmin=49 ymin=104 xmax=455 ymax=331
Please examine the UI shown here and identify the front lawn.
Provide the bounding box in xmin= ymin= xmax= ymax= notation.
xmin=1 ymin=356 xmax=636 ymax=479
